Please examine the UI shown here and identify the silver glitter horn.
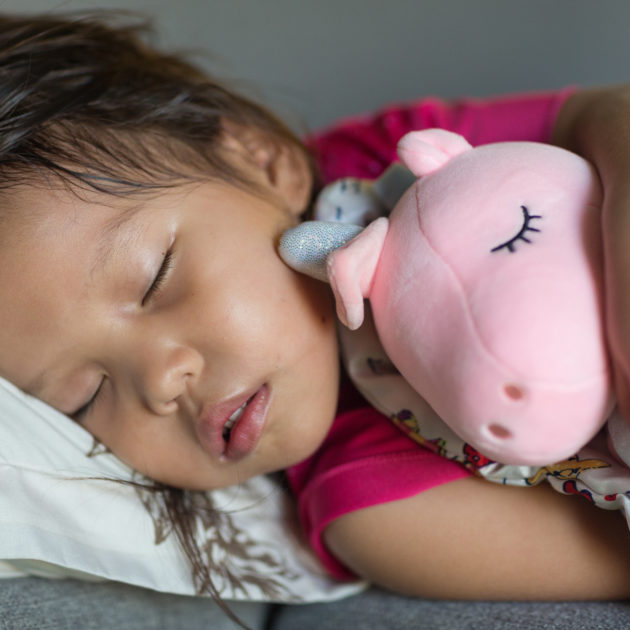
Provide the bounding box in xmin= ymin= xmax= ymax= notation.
xmin=279 ymin=221 xmax=363 ymax=282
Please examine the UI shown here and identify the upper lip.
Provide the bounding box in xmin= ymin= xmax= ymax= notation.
xmin=196 ymin=388 xmax=258 ymax=458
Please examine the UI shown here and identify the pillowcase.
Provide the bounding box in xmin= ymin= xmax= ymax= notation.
xmin=0 ymin=375 xmax=364 ymax=602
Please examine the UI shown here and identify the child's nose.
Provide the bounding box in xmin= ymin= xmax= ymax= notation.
xmin=140 ymin=345 xmax=203 ymax=415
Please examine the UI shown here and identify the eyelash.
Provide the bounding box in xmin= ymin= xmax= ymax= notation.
xmin=73 ymin=249 xmax=174 ymax=419
xmin=72 ymin=378 xmax=105 ymax=420
xmin=491 ymin=205 xmax=542 ymax=254
xmin=142 ymin=249 xmax=174 ymax=306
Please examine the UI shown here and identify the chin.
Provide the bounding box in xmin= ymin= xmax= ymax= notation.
xmin=280 ymin=417 xmax=335 ymax=469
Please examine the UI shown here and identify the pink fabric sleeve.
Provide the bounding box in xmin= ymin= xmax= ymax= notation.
xmin=286 ymin=405 xmax=471 ymax=580
xmin=309 ymin=87 xmax=576 ymax=184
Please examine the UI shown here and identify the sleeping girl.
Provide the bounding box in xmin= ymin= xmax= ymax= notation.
xmin=1 ymin=11 xmax=630 ymax=618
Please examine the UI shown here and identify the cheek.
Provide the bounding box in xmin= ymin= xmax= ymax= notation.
xmin=183 ymin=232 xmax=338 ymax=380
xmin=277 ymin=277 xmax=340 ymax=406
xmin=275 ymin=275 xmax=336 ymax=359
xmin=228 ymin=256 xmax=333 ymax=342
xmin=104 ymin=412 xmax=199 ymax=484
xmin=270 ymin=336 xmax=340 ymax=468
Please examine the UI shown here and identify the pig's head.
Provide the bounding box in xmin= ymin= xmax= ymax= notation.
xmin=283 ymin=129 xmax=612 ymax=465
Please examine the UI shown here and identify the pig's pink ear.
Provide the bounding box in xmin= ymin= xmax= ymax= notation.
xmin=327 ymin=217 xmax=389 ymax=330
xmin=397 ymin=129 xmax=472 ymax=176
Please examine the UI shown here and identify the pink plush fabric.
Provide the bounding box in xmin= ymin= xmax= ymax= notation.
xmin=289 ymin=89 xmax=577 ymax=577
xmin=327 ymin=130 xmax=609 ymax=464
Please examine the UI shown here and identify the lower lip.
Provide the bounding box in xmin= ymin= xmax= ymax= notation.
xmin=223 ymin=384 xmax=271 ymax=461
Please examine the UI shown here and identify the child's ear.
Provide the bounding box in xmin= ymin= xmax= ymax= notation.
xmin=221 ymin=120 xmax=313 ymax=216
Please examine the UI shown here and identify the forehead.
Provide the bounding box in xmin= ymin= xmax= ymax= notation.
xmin=7 ymin=184 xmax=166 ymax=268
xmin=1 ymin=184 xmax=134 ymax=242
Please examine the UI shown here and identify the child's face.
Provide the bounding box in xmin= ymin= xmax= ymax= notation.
xmin=0 ymin=146 xmax=340 ymax=490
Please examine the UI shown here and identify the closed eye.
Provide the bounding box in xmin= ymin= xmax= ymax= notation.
xmin=71 ymin=377 xmax=105 ymax=421
xmin=491 ymin=205 xmax=542 ymax=254
xmin=142 ymin=249 xmax=173 ymax=306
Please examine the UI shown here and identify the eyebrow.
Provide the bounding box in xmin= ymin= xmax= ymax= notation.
xmin=90 ymin=204 xmax=145 ymax=279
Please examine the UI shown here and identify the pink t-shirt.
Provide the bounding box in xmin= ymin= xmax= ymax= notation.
xmin=310 ymin=88 xmax=575 ymax=184
xmin=288 ymin=88 xmax=576 ymax=580
xmin=287 ymin=383 xmax=471 ymax=579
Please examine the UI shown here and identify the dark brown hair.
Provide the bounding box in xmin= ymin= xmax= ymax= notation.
xmin=0 ymin=11 xmax=315 ymax=195
xmin=0 ymin=11 xmax=315 ymax=628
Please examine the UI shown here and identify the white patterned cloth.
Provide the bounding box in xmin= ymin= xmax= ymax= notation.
xmin=0 ymin=376 xmax=364 ymax=602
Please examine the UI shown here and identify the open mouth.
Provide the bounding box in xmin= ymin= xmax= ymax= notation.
xmin=222 ymin=392 xmax=256 ymax=442
xmin=197 ymin=384 xmax=271 ymax=460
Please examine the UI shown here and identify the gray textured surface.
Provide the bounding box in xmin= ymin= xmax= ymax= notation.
xmin=3 ymin=1 xmax=630 ymax=129
xmin=0 ymin=577 xmax=268 ymax=630
xmin=4 ymin=578 xmax=630 ymax=630
xmin=271 ymin=589 xmax=630 ymax=630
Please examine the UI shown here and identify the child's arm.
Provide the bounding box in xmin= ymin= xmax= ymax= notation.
xmin=324 ymin=475 xmax=630 ymax=600
xmin=552 ymin=84 xmax=630 ymax=423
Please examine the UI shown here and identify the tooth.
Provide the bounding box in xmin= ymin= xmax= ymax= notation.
xmin=223 ymin=401 xmax=248 ymax=440
xmin=229 ymin=402 xmax=247 ymax=422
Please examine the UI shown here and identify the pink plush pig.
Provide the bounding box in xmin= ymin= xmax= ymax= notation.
xmin=281 ymin=129 xmax=613 ymax=465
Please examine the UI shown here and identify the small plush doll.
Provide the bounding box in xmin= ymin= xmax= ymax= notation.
xmin=281 ymin=129 xmax=614 ymax=466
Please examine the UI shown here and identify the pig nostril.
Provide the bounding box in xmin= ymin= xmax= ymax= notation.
xmin=488 ymin=424 xmax=512 ymax=440
xmin=503 ymin=384 xmax=524 ymax=401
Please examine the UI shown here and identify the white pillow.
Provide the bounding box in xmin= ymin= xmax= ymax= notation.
xmin=0 ymin=376 xmax=364 ymax=602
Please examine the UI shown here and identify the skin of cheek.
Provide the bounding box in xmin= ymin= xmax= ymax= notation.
xmin=0 ymin=177 xmax=340 ymax=491
xmin=231 ymin=273 xmax=340 ymax=471
xmin=101 ymin=260 xmax=340 ymax=491
xmin=262 ymin=284 xmax=340 ymax=468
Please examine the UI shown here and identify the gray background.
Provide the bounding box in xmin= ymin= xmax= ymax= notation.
xmin=0 ymin=0 xmax=628 ymax=132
